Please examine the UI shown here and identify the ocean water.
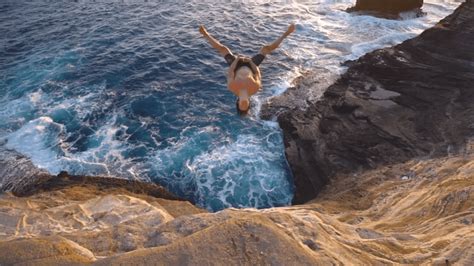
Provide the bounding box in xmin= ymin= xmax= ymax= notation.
xmin=0 ymin=0 xmax=459 ymax=211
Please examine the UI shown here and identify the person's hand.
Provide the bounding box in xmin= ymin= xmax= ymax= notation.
xmin=240 ymin=57 xmax=251 ymax=63
xmin=236 ymin=55 xmax=248 ymax=62
xmin=286 ymin=23 xmax=296 ymax=35
xmin=199 ymin=25 xmax=208 ymax=36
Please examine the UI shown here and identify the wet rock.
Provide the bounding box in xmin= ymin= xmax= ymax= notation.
xmin=348 ymin=0 xmax=423 ymax=17
xmin=0 ymin=146 xmax=50 ymax=193
xmin=263 ymin=1 xmax=474 ymax=204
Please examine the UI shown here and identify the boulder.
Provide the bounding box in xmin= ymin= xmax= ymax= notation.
xmin=349 ymin=0 xmax=423 ymax=15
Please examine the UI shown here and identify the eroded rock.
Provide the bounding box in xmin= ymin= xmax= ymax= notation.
xmin=263 ymin=0 xmax=474 ymax=204
xmin=0 ymin=155 xmax=473 ymax=265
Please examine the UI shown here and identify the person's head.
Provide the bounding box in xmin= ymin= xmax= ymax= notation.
xmin=236 ymin=98 xmax=250 ymax=115
xmin=238 ymin=97 xmax=250 ymax=111
xmin=235 ymin=87 xmax=250 ymax=115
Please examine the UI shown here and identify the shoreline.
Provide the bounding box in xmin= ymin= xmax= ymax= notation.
xmin=262 ymin=0 xmax=474 ymax=204
xmin=1 ymin=2 xmax=473 ymax=264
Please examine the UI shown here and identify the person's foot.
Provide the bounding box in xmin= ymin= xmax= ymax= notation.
xmin=199 ymin=25 xmax=208 ymax=36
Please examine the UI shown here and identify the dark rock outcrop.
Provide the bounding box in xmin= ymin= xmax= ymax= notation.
xmin=15 ymin=171 xmax=183 ymax=200
xmin=264 ymin=0 xmax=474 ymax=204
xmin=348 ymin=0 xmax=423 ymax=15
xmin=0 ymin=145 xmax=50 ymax=193
xmin=0 ymin=144 xmax=183 ymax=201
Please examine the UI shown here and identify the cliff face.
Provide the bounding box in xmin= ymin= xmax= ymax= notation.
xmin=0 ymin=155 xmax=472 ymax=265
xmin=263 ymin=0 xmax=474 ymax=204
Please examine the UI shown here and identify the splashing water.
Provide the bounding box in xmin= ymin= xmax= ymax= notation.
xmin=0 ymin=1 xmax=459 ymax=210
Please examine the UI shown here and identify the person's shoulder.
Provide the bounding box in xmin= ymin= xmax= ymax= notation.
xmin=246 ymin=81 xmax=259 ymax=96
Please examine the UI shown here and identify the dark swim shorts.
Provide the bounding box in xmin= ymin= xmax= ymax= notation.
xmin=224 ymin=53 xmax=265 ymax=69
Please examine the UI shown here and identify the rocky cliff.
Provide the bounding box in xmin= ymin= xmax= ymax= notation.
xmin=0 ymin=154 xmax=472 ymax=265
xmin=1 ymin=1 xmax=473 ymax=265
xmin=263 ymin=0 xmax=474 ymax=204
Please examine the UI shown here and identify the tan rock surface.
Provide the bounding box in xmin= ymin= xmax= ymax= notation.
xmin=0 ymin=155 xmax=473 ymax=265
xmin=0 ymin=235 xmax=96 ymax=265
xmin=96 ymin=214 xmax=319 ymax=266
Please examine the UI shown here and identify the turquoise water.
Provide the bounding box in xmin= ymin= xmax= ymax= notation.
xmin=0 ymin=1 xmax=457 ymax=211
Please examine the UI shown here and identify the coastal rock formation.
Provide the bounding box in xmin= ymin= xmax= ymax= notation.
xmin=348 ymin=0 xmax=423 ymax=16
xmin=0 ymin=155 xmax=473 ymax=264
xmin=264 ymin=0 xmax=474 ymax=204
xmin=0 ymin=236 xmax=97 ymax=265
xmin=0 ymin=146 xmax=181 ymax=200
xmin=0 ymin=146 xmax=50 ymax=193
xmin=0 ymin=1 xmax=473 ymax=265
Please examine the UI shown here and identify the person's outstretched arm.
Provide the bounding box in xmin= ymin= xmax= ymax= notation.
xmin=228 ymin=56 xmax=239 ymax=81
xmin=259 ymin=23 xmax=295 ymax=56
xmin=248 ymin=60 xmax=261 ymax=83
xmin=227 ymin=57 xmax=240 ymax=95
xmin=199 ymin=25 xmax=232 ymax=57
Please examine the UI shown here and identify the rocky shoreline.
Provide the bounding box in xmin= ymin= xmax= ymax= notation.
xmin=1 ymin=153 xmax=472 ymax=264
xmin=263 ymin=0 xmax=474 ymax=204
xmin=1 ymin=1 xmax=473 ymax=265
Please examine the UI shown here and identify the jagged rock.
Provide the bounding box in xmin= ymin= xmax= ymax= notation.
xmin=263 ymin=0 xmax=474 ymax=203
xmin=348 ymin=0 xmax=423 ymax=15
xmin=0 ymin=146 xmax=50 ymax=193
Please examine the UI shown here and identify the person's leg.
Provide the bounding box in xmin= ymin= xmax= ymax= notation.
xmin=199 ymin=25 xmax=233 ymax=59
xmin=259 ymin=23 xmax=295 ymax=56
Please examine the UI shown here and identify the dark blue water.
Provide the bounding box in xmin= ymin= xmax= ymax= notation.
xmin=0 ymin=1 xmax=457 ymax=211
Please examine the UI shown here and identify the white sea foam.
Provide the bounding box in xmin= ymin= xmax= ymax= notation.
xmin=5 ymin=116 xmax=63 ymax=170
xmin=188 ymin=133 xmax=292 ymax=209
xmin=249 ymin=1 xmax=460 ymax=120
xmin=5 ymin=116 xmax=113 ymax=176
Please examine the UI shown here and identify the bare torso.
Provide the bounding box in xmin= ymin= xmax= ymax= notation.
xmin=227 ymin=59 xmax=262 ymax=97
